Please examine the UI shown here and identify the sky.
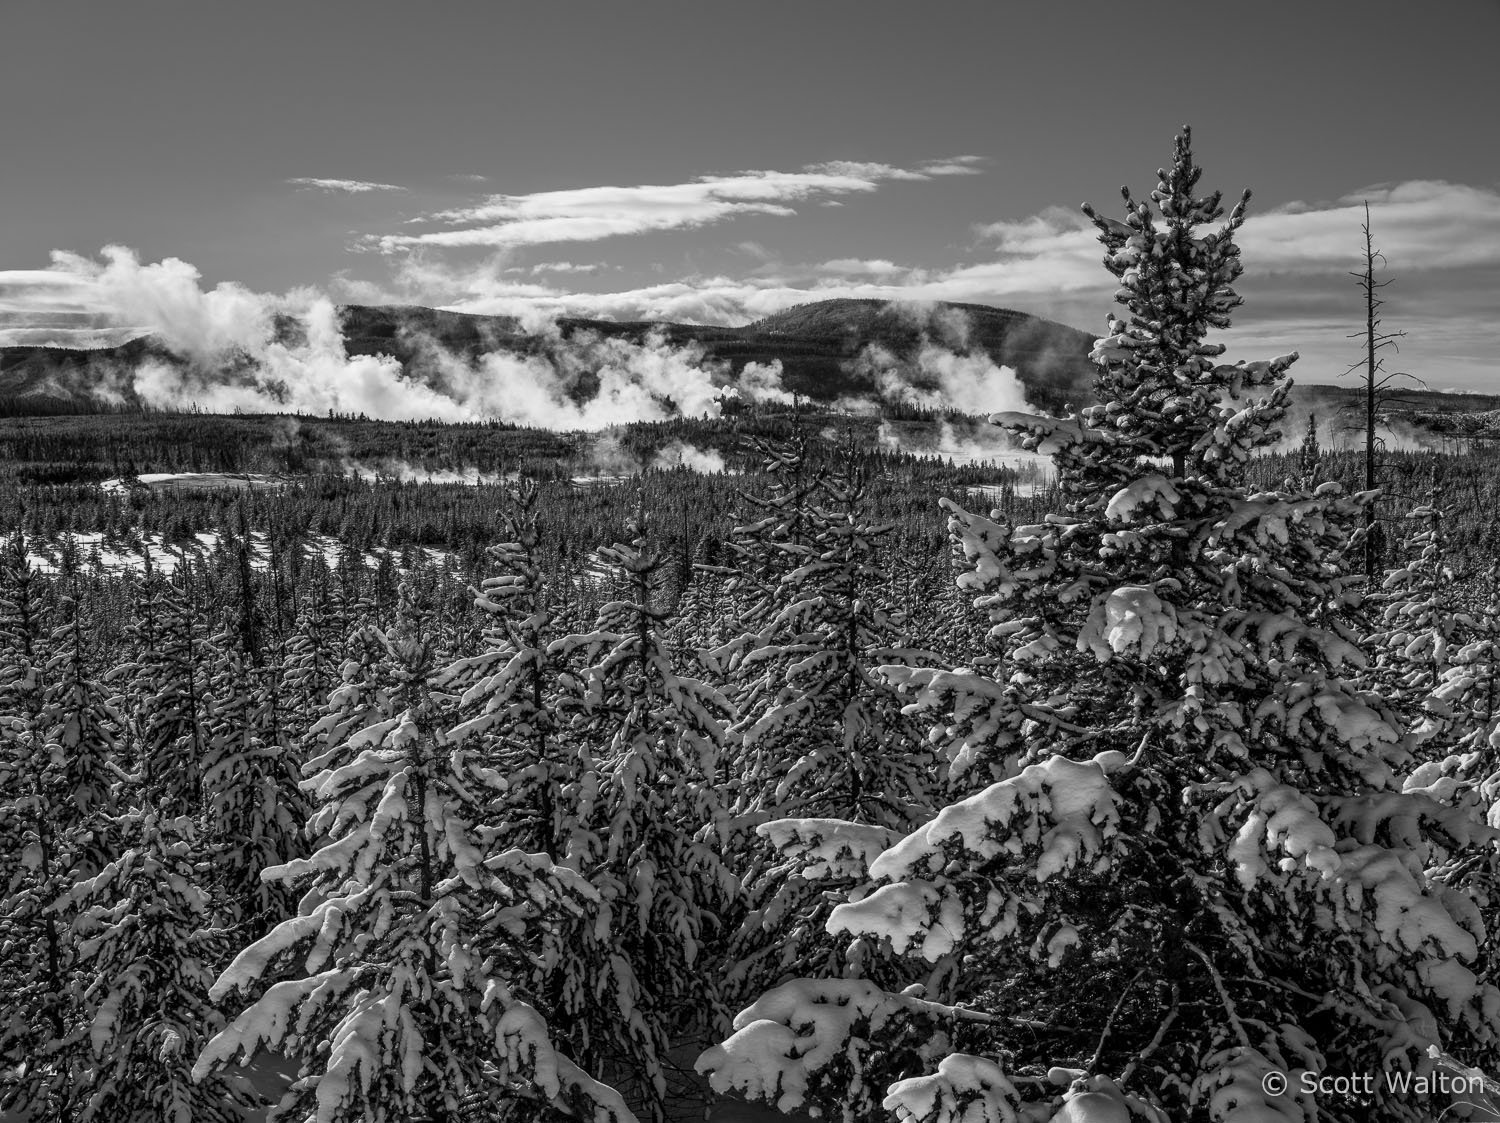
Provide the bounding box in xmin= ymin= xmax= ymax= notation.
xmin=1 ymin=0 xmax=1497 ymax=392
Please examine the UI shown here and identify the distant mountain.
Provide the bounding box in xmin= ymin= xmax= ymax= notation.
xmin=0 ymin=336 xmax=170 ymax=409
xmin=337 ymin=297 xmax=1102 ymax=415
xmin=0 ymin=298 xmax=1101 ymax=416
xmin=4 ymin=299 xmax=1498 ymax=438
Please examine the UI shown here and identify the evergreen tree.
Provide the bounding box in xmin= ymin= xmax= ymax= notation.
xmin=1 ymin=552 xmax=123 ymax=1122
xmin=716 ymin=462 xmax=942 ymax=1027
xmin=200 ymin=537 xmax=308 ymax=940
xmin=440 ymin=481 xmax=573 ymax=857
xmin=1366 ymin=470 xmax=1470 ymax=755
xmin=280 ymin=565 xmax=356 ymax=753
xmin=551 ymin=515 xmax=739 ymax=1123
xmin=194 ymin=584 xmax=625 ymax=1123
xmin=735 ymin=462 xmax=935 ymax=827
xmin=701 ymin=128 xmax=1500 ymax=1123
xmin=0 ymin=531 xmax=73 ymax=1121
xmin=60 ymin=811 xmax=250 ymax=1123
xmin=703 ymin=426 xmax=828 ymax=685
xmin=124 ymin=552 xmax=212 ymax=818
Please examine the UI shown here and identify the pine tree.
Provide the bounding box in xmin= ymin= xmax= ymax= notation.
xmin=0 ymin=531 xmax=74 ymax=1121
xmin=715 ymin=461 xmax=942 ymax=1028
xmin=440 ymin=481 xmax=573 ymax=857
xmin=735 ymin=462 xmax=935 ymax=827
xmin=194 ymin=583 xmax=626 ymax=1123
xmin=1 ymin=548 xmax=128 ymax=1122
xmin=200 ymin=535 xmax=307 ymax=940
xmin=551 ymin=515 xmax=738 ymax=1123
xmin=280 ymin=565 xmax=356 ymax=753
xmin=1366 ymin=468 xmax=1471 ymax=755
xmin=703 ymin=426 xmax=827 ymax=683
xmin=60 ymin=811 xmax=251 ymax=1123
xmin=701 ymin=128 xmax=1500 ymax=1123
xmin=124 ymin=552 xmax=212 ymax=818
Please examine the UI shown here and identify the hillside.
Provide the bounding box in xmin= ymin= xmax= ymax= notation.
xmin=0 ymin=298 xmax=1100 ymax=417
xmin=4 ymin=299 xmax=1498 ymax=441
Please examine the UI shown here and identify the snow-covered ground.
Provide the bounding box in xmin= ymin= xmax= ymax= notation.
xmin=24 ymin=531 xmax=264 ymax=576
xmin=966 ymin=480 xmax=1044 ymax=503
xmin=99 ymin=472 xmax=290 ymax=494
xmin=24 ymin=531 xmax=455 ymax=576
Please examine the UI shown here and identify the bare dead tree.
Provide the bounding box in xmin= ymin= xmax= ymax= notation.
xmin=1341 ymin=200 xmax=1418 ymax=579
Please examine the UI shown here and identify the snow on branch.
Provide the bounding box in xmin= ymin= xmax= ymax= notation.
xmin=756 ymin=818 xmax=903 ymax=880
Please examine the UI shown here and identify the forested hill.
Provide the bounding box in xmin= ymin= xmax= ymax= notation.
xmin=0 ymin=298 xmax=1101 ymax=416
xmin=311 ymin=299 xmax=1102 ymax=412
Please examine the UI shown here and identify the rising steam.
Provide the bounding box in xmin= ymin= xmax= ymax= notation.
xmin=32 ymin=247 xmax=798 ymax=429
xmin=848 ymin=303 xmax=1033 ymax=416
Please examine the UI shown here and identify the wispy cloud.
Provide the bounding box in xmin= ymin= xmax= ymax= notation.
xmin=971 ymin=181 xmax=1500 ymax=285
xmin=289 ymin=177 xmax=407 ymax=194
xmin=816 ymin=258 xmax=907 ymax=277
xmin=528 ymin=261 xmax=607 ymax=275
xmin=374 ymin=158 xmax=984 ymax=251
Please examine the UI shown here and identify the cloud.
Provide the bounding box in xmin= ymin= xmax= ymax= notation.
xmin=917 ymin=156 xmax=987 ymax=177
xmin=1244 ymin=180 xmax=1500 ymax=273
xmin=288 ymin=177 xmax=407 ymax=194
xmin=528 ymin=261 xmax=606 ymax=275
xmin=816 ymin=258 xmax=906 ymax=276
xmin=969 ymin=181 xmax=1500 ymax=285
xmin=375 ymin=157 xmax=983 ymax=251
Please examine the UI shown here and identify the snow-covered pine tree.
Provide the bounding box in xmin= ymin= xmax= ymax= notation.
xmin=730 ymin=457 xmax=936 ymax=826
xmin=1 ymin=568 xmax=126 ymax=1121
xmin=60 ymin=810 xmax=251 ymax=1123
xmin=1364 ymin=468 xmax=1471 ymax=756
xmin=40 ymin=588 xmax=123 ymax=877
xmin=200 ymin=536 xmax=307 ymax=940
xmin=716 ymin=459 xmax=941 ymax=1025
xmin=194 ymin=582 xmax=626 ymax=1123
xmin=123 ymin=550 xmax=213 ymax=818
xmin=441 ymin=480 xmax=574 ymax=857
xmin=281 ymin=575 xmax=344 ymax=750
xmin=1401 ymin=557 xmax=1500 ymax=838
xmin=704 ymin=426 xmax=827 ymax=683
xmin=550 ymin=513 xmax=739 ymax=1123
xmin=0 ymin=530 xmax=71 ymax=1120
xmin=701 ymin=127 xmax=1500 ymax=1123
xmin=1295 ymin=413 xmax=1322 ymax=488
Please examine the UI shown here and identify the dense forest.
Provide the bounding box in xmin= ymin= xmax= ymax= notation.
xmin=6 ymin=131 xmax=1500 ymax=1123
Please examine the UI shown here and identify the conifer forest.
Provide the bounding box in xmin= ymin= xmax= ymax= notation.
xmin=7 ymin=132 xmax=1500 ymax=1123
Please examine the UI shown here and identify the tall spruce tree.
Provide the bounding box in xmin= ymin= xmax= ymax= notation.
xmin=551 ymin=514 xmax=739 ymax=1123
xmin=701 ymin=128 xmax=1500 ymax=1123
xmin=440 ymin=481 xmax=574 ymax=857
xmin=200 ymin=537 xmax=307 ymax=940
xmin=124 ymin=552 xmax=212 ymax=818
xmin=1 ymin=551 xmax=124 ymax=1122
xmin=715 ymin=460 xmax=941 ymax=1025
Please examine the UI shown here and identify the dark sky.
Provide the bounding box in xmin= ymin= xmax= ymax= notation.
xmin=2 ymin=0 xmax=1497 ymax=388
